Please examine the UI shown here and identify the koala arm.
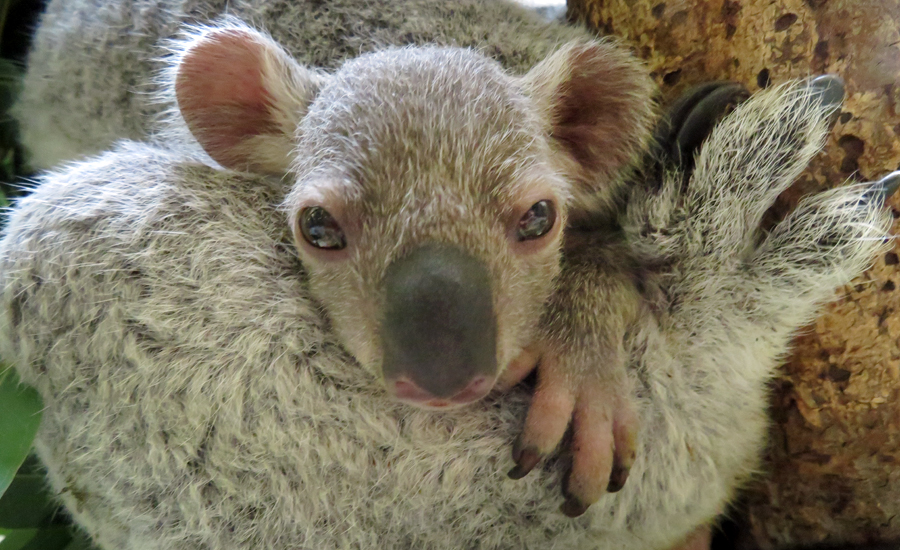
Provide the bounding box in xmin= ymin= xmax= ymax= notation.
xmin=511 ymin=236 xmax=643 ymax=517
xmin=625 ymin=77 xmax=897 ymax=542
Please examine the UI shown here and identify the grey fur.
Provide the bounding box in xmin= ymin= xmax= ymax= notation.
xmin=1 ymin=59 xmax=891 ymax=550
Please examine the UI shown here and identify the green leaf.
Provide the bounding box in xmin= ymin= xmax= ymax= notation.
xmin=0 ymin=474 xmax=60 ymax=528
xmin=0 ymin=151 xmax=14 ymax=192
xmin=0 ymin=527 xmax=84 ymax=550
xmin=0 ymin=528 xmax=37 ymax=550
xmin=0 ymin=369 xmax=43 ymax=497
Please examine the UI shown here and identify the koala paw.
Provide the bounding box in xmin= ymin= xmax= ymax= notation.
xmin=505 ymin=348 xmax=638 ymax=518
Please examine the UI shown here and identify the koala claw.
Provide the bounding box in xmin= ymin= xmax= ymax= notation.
xmin=560 ymin=413 xmax=637 ymax=517
xmin=508 ymin=351 xmax=639 ymax=518
xmin=674 ymin=83 xmax=750 ymax=170
xmin=560 ymin=493 xmax=590 ymax=518
xmin=867 ymin=170 xmax=900 ymax=205
xmin=654 ymin=81 xmax=749 ymax=171
xmin=606 ymin=436 xmax=635 ymax=493
xmin=508 ymin=444 xmax=541 ymax=480
xmin=807 ymin=74 xmax=845 ymax=112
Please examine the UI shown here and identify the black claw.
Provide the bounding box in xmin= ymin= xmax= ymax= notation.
xmin=560 ymin=497 xmax=589 ymax=518
xmin=867 ymin=171 xmax=900 ymax=205
xmin=651 ymin=81 xmax=750 ymax=176
xmin=606 ymin=464 xmax=630 ymax=493
xmin=508 ymin=444 xmax=541 ymax=480
xmin=655 ymin=82 xmax=730 ymax=153
xmin=807 ymin=74 xmax=845 ymax=113
xmin=674 ymin=83 xmax=750 ymax=172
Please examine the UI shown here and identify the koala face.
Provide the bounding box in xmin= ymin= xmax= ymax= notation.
xmin=286 ymin=48 xmax=566 ymax=405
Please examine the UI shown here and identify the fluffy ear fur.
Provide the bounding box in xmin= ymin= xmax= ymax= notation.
xmin=521 ymin=40 xmax=655 ymax=217
xmin=175 ymin=24 xmax=327 ymax=174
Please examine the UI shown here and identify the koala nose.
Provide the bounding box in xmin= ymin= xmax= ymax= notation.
xmin=380 ymin=244 xmax=497 ymax=403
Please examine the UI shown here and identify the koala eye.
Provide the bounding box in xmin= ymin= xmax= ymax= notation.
xmin=299 ymin=206 xmax=347 ymax=250
xmin=516 ymin=200 xmax=557 ymax=241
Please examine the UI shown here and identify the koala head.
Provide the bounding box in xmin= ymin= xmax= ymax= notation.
xmin=172 ymin=22 xmax=652 ymax=408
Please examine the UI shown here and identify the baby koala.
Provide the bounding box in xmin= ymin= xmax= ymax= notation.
xmin=166 ymin=17 xmax=654 ymax=515
xmin=15 ymin=0 xmax=661 ymax=513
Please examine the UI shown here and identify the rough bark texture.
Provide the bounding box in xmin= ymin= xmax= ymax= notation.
xmin=567 ymin=0 xmax=900 ymax=548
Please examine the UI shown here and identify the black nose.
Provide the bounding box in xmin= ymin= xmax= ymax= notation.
xmin=381 ymin=244 xmax=497 ymax=399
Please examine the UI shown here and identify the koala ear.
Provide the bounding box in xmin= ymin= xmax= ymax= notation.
xmin=522 ymin=41 xmax=655 ymax=212
xmin=175 ymin=25 xmax=327 ymax=174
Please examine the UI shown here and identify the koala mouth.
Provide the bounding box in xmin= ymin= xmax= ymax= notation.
xmin=390 ymin=375 xmax=495 ymax=409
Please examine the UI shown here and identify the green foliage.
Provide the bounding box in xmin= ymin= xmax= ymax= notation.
xmin=0 ymin=0 xmax=28 ymax=194
xmin=0 ymin=57 xmax=23 ymax=192
xmin=0 ymin=529 xmax=40 ymax=550
xmin=0 ymin=371 xmax=89 ymax=550
xmin=0 ymin=0 xmax=13 ymax=40
xmin=0 ymin=372 xmax=101 ymax=545
xmin=0 ymin=525 xmax=98 ymax=550
xmin=0 ymin=369 xmax=42 ymax=498
xmin=0 ymin=374 xmax=100 ymax=549
xmin=0 ymin=527 xmax=72 ymax=550
xmin=0 ymin=473 xmax=59 ymax=528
